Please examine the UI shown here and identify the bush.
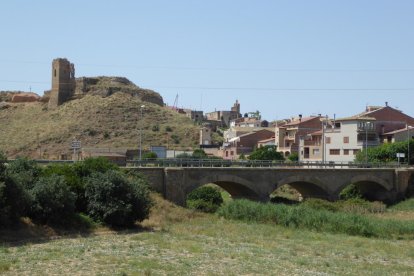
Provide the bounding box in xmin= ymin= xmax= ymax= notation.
xmin=30 ymin=175 xmax=76 ymax=225
xmin=186 ymin=186 xmax=223 ymax=213
xmin=42 ymin=164 xmax=86 ymax=212
xmin=73 ymin=157 xmax=119 ymax=178
xmin=339 ymin=184 xmax=362 ymax=200
xmin=142 ymin=152 xmax=157 ymax=159
xmin=85 ymin=170 xmax=152 ymax=227
xmin=6 ymin=158 xmax=41 ymax=190
xmin=0 ymin=177 xmax=31 ymax=227
xmin=287 ymin=152 xmax=299 ymax=162
xmin=302 ymin=198 xmax=340 ymax=212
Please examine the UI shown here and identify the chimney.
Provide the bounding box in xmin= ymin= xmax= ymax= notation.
xmin=385 ymin=101 xmax=388 ymax=107
xmin=299 ymin=114 xmax=302 ymax=122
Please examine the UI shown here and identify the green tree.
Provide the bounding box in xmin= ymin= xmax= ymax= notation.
xmin=355 ymin=139 xmax=414 ymax=164
xmin=248 ymin=145 xmax=284 ymax=161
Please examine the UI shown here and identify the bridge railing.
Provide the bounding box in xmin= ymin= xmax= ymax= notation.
xmin=125 ymin=159 xmax=408 ymax=168
xmin=2 ymin=158 xmax=407 ymax=168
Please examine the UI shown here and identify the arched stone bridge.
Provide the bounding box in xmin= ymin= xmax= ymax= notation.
xmin=127 ymin=167 xmax=414 ymax=205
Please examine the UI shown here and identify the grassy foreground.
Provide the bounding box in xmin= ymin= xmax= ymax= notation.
xmin=1 ymin=195 xmax=414 ymax=275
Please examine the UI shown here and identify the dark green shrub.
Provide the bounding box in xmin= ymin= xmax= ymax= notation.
xmin=42 ymin=164 xmax=86 ymax=212
xmin=73 ymin=157 xmax=119 ymax=178
xmin=152 ymin=125 xmax=160 ymax=132
xmin=287 ymin=152 xmax=299 ymax=162
xmin=165 ymin=126 xmax=173 ymax=132
xmin=6 ymin=158 xmax=41 ymax=190
xmin=339 ymin=184 xmax=362 ymax=200
xmin=142 ymin=152 xmax=157 ymax=159
xmin=186 ymin=186 xmax=223 ymax=213
xmin=85 ymin=170 xmax=152 ymax=227
xmin=0 ymin=177 xmax=31 ymax=227
xmin=192 ymin=149 xmax=207 ymax=159
xmin=30 ymin=175 xmax=76 ymax=225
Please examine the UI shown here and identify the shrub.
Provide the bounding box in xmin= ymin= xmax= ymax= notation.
xmin=192 ymin=149 xmax=207 ymax=159
xmin=142 ymin=152 xmax=157 ymax=159
xmin=73 ymin=157 xmax=119 ymax=178
xmin=165 ymin=126 xmax=173 ymax=132
xmin=0 ymin=177 xmax=31 ymax=227
xmin=339 ymin=184 xmax=362 ymax=200
xmin=42 ymin=164 xmax=86 ymax=212
xmin=6 ymin=158 xmax=41 ymax=190
xmin=85 ymin=170 xmax=152 ymax=227
xmin=186 ymin=186 xmax=223 ymax=213
xmin=287 ymin=152 xmax=299 ymax=162
xmin=152 ymin=125 xmax=160 ymax=132
xmin=30 ymin=175 xmax=76 ymax=225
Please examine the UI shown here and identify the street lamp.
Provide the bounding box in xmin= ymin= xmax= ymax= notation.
xmin=365 ymin=121 xmax=368 ymax=164
xmin=407 ymin=124 xmax=411 ymax=165
xmin=139 ymin=105 xmax=145 ymax=161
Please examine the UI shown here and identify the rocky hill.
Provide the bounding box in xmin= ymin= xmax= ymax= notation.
xmin=0 ymin=89 xmax=199 ymax=159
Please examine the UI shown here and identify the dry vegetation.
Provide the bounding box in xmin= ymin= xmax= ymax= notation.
xmin=0 ymin=194 xmax=413 ymax=275
xmin=0 ymin=92 xmax=199 ymax=158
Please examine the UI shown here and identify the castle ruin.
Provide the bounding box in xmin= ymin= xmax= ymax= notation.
xmin=48 ymin=58 xmax=75 ymax=109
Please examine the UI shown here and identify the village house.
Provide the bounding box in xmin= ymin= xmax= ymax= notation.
xmin=221 ymin=129 xmax=275 ymax=160
xmin=275 ymin=115 xmax=323 ymax=157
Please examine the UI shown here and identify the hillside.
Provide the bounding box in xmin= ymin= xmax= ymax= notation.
xmin=0 ymin=92 xmax=199 ymax=159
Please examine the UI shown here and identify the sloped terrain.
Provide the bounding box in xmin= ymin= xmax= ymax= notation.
xmin=0 ymin=92 xmax=199 ymax=158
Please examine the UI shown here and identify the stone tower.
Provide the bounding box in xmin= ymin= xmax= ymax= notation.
xmin=48 ymin=58 xmax=75 ymax=109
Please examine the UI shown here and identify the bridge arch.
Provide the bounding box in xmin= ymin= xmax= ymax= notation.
xmin=276 ymin=175 xmax=331 ymax=200
xmin=185 ymin=174 xmax=261 ymax=201
xmin=335 ymin=175 xmax=392 ymax=201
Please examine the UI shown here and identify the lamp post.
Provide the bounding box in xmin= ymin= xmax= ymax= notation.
xmin=365 ymin=121 xmax=368 ymax=164
xmin=139 ymin=105 xmax=145 ymax=161
xmin=407 ymin=124 xmax=410 ymax=165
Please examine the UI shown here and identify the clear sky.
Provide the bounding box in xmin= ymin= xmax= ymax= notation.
xmin=1 ymin=0 xmax=413 ymax=120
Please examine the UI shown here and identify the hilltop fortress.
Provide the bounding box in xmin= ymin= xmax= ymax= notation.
xmin=47 ymin=58 xmax=164 ymax=108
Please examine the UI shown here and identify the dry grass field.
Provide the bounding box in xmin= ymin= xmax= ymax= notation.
xmin=1 ymin=194 xmax=413 ymax=275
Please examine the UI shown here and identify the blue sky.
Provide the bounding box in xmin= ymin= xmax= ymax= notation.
xmin=1 ymin=0 xmax=413 ymax=120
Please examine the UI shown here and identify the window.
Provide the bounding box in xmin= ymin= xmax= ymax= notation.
xmin=353 ymin=149 xmax=360 ymax=155
xmin=330 ymin=149 xmax=340 ymax=155
xmin=335 ymin=122 xmax=341 ymax=128
xmin=326 ymin=137 xmax=331 ymax=144
xmin=313 ymin=149 xmax=320 ymax=156
xmin=230 ymin=151 xmax=234 ymax=156
xmin=343 ymin=136 xmax=349 ymax=143
xmin=54 ymin=69 xmax=57 ymax=77
xmin=344 ymin=149 xmax=349 ymax=155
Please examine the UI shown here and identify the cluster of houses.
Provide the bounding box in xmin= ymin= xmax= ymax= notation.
xmin=200 ymin=101 xmax=414 ymax=163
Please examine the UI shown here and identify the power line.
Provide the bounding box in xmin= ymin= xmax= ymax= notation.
xmin=0 ymin=59 xmax=414 ymax=72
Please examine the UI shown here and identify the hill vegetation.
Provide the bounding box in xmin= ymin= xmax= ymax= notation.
xmin=0 ymin=89 xmax=199 ymax=158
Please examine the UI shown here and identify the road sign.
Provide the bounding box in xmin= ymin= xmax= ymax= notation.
xmin=396 ymin=153 xmax=405 ymax=158
xmin=71 ymin=140 xmax=81 ymax=149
